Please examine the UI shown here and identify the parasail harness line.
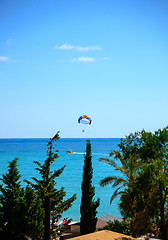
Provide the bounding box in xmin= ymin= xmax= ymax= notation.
xmin=78 ymin=115 xmax=92 ymax=133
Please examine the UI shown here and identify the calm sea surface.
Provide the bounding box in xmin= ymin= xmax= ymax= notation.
xmin=0 ymin=138 xmax=122 ymax=221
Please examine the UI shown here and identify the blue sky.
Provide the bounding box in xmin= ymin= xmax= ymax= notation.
xmin=0 ymin=0 xmax=168 ymax=138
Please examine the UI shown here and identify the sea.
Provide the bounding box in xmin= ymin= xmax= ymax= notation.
xmin=0 ymin=138 xmax=122 ymax=222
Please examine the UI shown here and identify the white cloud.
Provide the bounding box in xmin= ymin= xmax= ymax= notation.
xmin=70 ymin=56 xmax=109 ymax=62
xmin=0 ymin=56 xmax=11 ymax=61
xmin=55 ymin=43 xmax=101 ymax=51
xmin=71 ymin=57 xmax=95 ymax=62
xmin=0 ymin=56 xmax=16 ymax=62
xmin=55 ymin=43 xmax=75 ymax=50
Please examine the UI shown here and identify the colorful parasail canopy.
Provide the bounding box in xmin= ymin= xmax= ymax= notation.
xmin=78 ymin=115 xmax=92 ymax=125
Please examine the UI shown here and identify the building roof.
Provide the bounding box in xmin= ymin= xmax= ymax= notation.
xmin=69 ymin=230 xmax=136 ymax=240
xmin=96 ymin=214 xmax=122 ymax=230
xmin=98 ymin=214 xmax=122 ymax=222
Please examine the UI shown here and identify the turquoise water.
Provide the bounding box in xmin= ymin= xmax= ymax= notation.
xmin=0 ymin=138 xmax=122 ymax=221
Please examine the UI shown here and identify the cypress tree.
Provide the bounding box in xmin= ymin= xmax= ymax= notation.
xmin=80 ymin=140 xmax=100 ymax=235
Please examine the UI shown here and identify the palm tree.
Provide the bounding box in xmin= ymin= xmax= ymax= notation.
xmin=99 ymin=135 xmax=141 ymax=237
xmin=99 ymin=155 xmax=139 ymax=204
xmin=100 ymin=128 xmax=168 ymax=238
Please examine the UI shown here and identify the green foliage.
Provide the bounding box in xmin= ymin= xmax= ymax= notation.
xmin=104 ymin=219 xmax=131 ymax=235
xmin=100 ymin=126 xmax=168 ymax=239
xmin=0 ymin=132 xmax=77 ymax=240
xmin=0 ymin=158 xmax=24 ymax=239
xmin=0 ymin=158 xmax=44 ymax=240
xmin=22 ymin=185 xmax=44 ymax=239
xmin=80 ymin=140 xmax=100 ymax=235
xmin=25 ymin=132 xmax=76 ymax=238
xmin=136 ymin=128 xmax=168 ymax=240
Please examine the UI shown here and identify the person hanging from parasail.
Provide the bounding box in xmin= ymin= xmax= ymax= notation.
xmin=78 ymin=115 xmax=92 ymax=132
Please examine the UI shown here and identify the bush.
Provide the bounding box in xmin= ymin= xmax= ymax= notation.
xmin=104 ymin=219 xmax=132 ymax=235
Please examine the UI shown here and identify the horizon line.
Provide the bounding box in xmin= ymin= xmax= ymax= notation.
xmin=0 ymin=137 xmax=123 ymax=139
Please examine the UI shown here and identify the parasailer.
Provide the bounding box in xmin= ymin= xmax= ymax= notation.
xmin=78 ymin=115 xmax=92 ymax=132
xmin=78 ymin=115 xmax=92 ymax=125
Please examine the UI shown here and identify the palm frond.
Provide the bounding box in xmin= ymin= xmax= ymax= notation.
xmin=112 ymin=177 xmax=126 ymax=188
xmin=119 ymin=157 xmax=128 ymax=170
xmin=99 ymin=158 xmax=118 ymax=168
xmin=110 ymin=186 xmax=122 ymax=204
xmin=100 ymin=176 xmax=117 ymax=187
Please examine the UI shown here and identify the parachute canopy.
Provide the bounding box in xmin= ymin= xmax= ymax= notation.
xmin=78 ymin=115 xmax=92 ymax=125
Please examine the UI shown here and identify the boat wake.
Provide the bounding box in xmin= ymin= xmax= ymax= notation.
xmin=73 ymin=152 xmax=85 ymax=155
xmin=73 ymin=152 xmax=108 ymax=156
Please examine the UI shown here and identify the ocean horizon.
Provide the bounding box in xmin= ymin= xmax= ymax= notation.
xmin=0 ymin=138 xmax=122 ymax=221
